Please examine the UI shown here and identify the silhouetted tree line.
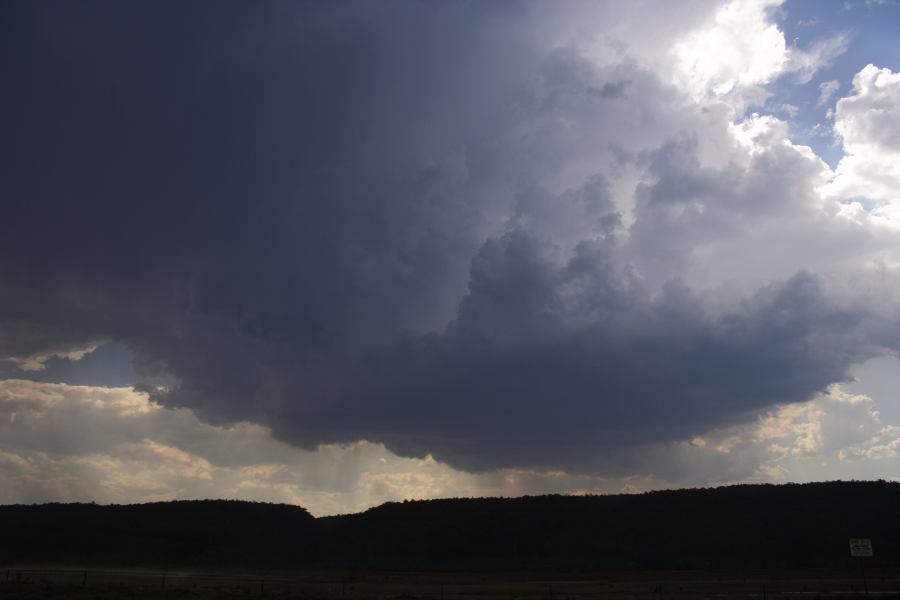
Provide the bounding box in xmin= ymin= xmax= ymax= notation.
xmin=2 ymin=482 xmax=898 ymax=571
xmin=0 ymin=500 xmax=316 ymax=567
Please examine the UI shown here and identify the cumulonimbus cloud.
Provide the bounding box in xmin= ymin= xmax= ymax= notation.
xmin=2 ymin=1 xmax=900 ymax=475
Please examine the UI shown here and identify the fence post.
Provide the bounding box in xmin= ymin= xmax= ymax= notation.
xmin=260 ymin=578 xmax=265 ymax=595
xmin=441 ymin=582 xmax=445 ymax=600
xmin=82 ymin=571 xmax=88 ymax=587
xmin=162 ymin=574 xmax=166 ymax=591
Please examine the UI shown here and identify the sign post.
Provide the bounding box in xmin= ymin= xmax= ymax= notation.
xmin=849 ymin=539 xmax=873 ymax=557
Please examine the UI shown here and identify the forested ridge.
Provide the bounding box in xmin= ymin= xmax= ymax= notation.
xmin=2 ymin=481 xmax=898 ymax=571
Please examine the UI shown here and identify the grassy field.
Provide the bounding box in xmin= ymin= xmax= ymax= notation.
xmin=2 ymin=568 xmax=899 ymax=600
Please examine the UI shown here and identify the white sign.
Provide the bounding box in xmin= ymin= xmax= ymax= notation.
xmin=849 ymin=538 xmax=873 ymax=557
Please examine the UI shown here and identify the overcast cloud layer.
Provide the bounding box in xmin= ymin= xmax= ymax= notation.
xmin=3 ymin=0 xmax=900 ymax=496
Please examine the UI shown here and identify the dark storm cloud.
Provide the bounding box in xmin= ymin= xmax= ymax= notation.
xmin=1 ymin=1 xmax=895 ymax=472
xmin=294 ymin=246 xmax=877 ymax=472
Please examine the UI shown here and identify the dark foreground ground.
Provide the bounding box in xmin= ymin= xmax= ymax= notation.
xmin=2 ymin=568 xmax=900 ymax=600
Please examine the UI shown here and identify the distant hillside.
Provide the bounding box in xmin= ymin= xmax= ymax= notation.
xmin=0 ymin=500 xmax=316 ymax=567
xmin=316 ymin=481 xmax=900 ymax=571
xmin=2 ymin=481 xmax=899 ymax=571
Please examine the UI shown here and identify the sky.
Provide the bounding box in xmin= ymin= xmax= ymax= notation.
xmin=2 ymin=0 xmax=900 ymax=517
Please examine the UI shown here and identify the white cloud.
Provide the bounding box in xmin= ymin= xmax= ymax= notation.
xmin=2 ymin=345 xmax=98 ymax=372
xmin=786 ymin=33 xmax=849 ymax=85
xmin=0 ymin=380 xmax=631 ymax=514
xmin=818 ymin=80 xmax=841 ymax=106
xmin=835 ymin=65 xmax=900 ymax=152
xmin=3 ymin=378 xmax=899 ymax=514
xmin=825 ymin=65 xmax=900 ymax=224
xmin=669 ymin=0 xmax=847 ymax=112
xmin=672 ymin=0 xmax=787 ymax=108
xmin=779 ymin=103 xmax=800 ymax=118
xmin=662 ymin=385 xmax=900 ymax=484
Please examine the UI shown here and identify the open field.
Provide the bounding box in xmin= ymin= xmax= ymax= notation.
xmin=2 ymin=568 xmax=900 ymax=600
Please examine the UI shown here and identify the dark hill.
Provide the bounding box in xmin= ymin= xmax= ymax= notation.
xmin=2 ymin=481 xmax=898 ymax=570
xmin=316 ymin=481 xmax=900 ymax=571
xmin=0 ymin=500 xmax=315 ymax=567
